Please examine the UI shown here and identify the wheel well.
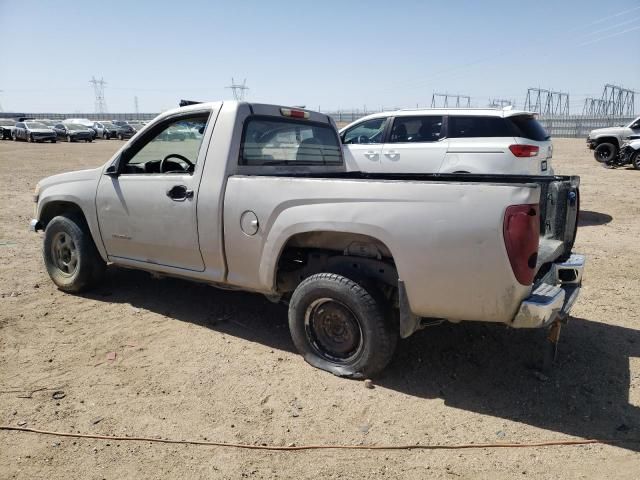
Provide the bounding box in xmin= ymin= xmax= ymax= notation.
xmin=39 ymin=201 xmax=87 ymax=228
xmin=595 ymin=137 xmax=620 ymax=148
xmin=275 ymin=231 xmax=398 ymax=298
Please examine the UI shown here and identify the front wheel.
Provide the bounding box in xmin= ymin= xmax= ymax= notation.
xmin=67 ymin=135 xmax=72 ymax=142
xmin=118 ymin=133 xmax=124 ymax=140
xmin=631 ymin=151 xmax=640 ymax=170
xmin=594 ymin=142 xmax=617 ymax=163
xmin=28 ymin=134 xmax=34 ymax=143
xmin=43 ymin=215 xmax=106 ymax=293
xmin=288 ymin=273 xmax=397 ymax=378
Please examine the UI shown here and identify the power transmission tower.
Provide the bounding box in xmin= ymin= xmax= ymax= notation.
xmin=600 ymin=84 xmax=635 ymax=116
xmin=89 ymin=76 xmax=108 ymax=114
xmin=523 ymin=88 xmax=569 ymax=115
xmin=134 ymin=96 xmax=139 ymax=116
xmin=488 ymin=98 xmax=513 ymax=108
xmin=582 ymin=97 xmax=607 ymax=116
xmin=431 ymin=92 xmax=471 ymax=108
xmin=0 ymin=89 xmax=3 ymax=112
xmin=226 ymin=78 xmax=249 ymax=101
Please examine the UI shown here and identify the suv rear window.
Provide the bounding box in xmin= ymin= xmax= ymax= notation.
xmin=241 ymin=117 xmax=341 ymax=166
xmin=507 ymin=115 xmax=550 ymax=141
xmin=448 ymin=116 xmax=512 ymax=138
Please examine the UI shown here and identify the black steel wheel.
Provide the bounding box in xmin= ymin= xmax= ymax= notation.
xmin=288 ymin=273 xmax=397 ymax=378
xmin=594 ymin=142 xmax=617 ymax=163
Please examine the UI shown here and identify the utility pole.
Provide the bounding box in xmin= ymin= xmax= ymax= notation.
xmin=134 ymin=96 xmax=139 ymax=117
xmin=89 ymin=76 xmax=107 ymax=114
xmin=226 ymin=78 xmax=249 ymax=101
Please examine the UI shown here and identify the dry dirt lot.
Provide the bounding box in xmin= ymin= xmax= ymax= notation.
xmin=0 ymin=138 xmax=639 ymax=479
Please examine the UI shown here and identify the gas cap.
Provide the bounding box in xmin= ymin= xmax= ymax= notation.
xmin=240 ymin=210 xmax=259 ymax=236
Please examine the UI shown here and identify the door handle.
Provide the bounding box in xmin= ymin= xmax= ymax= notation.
xmin=166 ymin=185 xmax=194 ymax=201
xmin=384 ymin=150 xmax=399 ymax=159
xmin=364 ymin=151 xmax=378 ymax=160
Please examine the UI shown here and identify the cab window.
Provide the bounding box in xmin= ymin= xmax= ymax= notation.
xmin=120 ymin=114 xmax=209 ymax=175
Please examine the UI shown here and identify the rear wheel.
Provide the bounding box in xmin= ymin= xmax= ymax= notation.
xmin=288 ymin=273 xmax=397 ymax=378
xmin=594 ymin=142 xmax=617 ymax=163
xmin=632 ymin=151 xmax=640 ymax=170
xmin=43 ymin=214 xmax=105 ymax=293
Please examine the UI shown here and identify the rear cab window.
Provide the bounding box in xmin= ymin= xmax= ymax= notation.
xmin=240 ymin=117 xmax=342 ymax=166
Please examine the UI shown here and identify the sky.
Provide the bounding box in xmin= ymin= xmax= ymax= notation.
xmin=1 ymin=0 xmax=639 ymax=114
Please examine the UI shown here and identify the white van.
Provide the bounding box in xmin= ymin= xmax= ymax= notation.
xmin=339 ymin=108 xmax=553 ymax=175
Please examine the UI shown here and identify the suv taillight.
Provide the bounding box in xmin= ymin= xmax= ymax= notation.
xmin=503 ymin=204 xmax=539 ymax=285
xmin=509 ymin=144 xmax=539 ymax=157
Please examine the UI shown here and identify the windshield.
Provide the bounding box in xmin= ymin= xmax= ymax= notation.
xmin=26 ymin=122 xmax=48 ymax=129
xmin=65 ymin=124 xmax=86 ymax=131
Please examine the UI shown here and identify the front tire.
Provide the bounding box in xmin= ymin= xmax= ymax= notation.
xmin=43 ymin=215 xmax=106 ymax=293
xmin=631 ymin=151 xmax=640 ymax=170
xmin=67 ymin=135 xmax=72 ymax=143
xmin=288 ymin=273 xmax=397 ymax=378
xmin=594 ymin=142 xmax=617 ymax=163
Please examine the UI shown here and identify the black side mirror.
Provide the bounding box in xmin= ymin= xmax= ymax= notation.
xmin=105 ymin=164 xmax=119 ymax=177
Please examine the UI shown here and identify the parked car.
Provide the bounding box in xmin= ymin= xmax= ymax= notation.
xmin=339 ymin=108 xmax=553 ymax=175
xmin=30 ymin=101 xmax=583 ymax=378
xmin=66 ymin=118 xmax=98 ymax=139
xmin=0 ymin=118 xmax=16 ymax=140
xmin=91 ymin=121 xmax=131 ymax=140
xmin=109 ymin=120 xmax=136 ymax=139
xmin=12 ymin=121 xmax=57 ymax=143
xmin=587 ymin=116 xmax=640 ymax=162
xmin=53 ymin=123 xmax=94 ymax=142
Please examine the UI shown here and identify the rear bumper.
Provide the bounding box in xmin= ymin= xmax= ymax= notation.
xmin=511 ymin=254 xmax=585 ymax=328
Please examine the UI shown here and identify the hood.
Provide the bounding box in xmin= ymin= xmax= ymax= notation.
xmin=29 ymin=128 xmax=55 ymax=134
xmin=589 ymin=126 xmax=628 ymax=137
xmin=37 ymin=167 xmax=103 ymax=194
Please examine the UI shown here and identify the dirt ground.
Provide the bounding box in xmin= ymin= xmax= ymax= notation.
xmin=0 ymin=137 xmax=639 ymax=479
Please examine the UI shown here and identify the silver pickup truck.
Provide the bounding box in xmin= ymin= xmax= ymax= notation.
xmin=31 ymin=101 xmax=584 ymax=377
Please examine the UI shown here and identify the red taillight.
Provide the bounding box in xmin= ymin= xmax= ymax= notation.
xmin=509 ymin=144 xmax=539 ymax=157
xmin=280 ymin=108 xmax=310 ymax=119
xmin=503 ymin=204 xmax=539 ymax=285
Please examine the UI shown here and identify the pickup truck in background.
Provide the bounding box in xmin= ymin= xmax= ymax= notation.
xmin=30 ymin=101 xmax=584 ymax=378
xmin=587 ymin=115 xmax=640 ymax=163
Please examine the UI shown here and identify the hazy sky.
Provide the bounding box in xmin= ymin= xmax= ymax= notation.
xmin=1 ymin=0 xmax=639 ymax=113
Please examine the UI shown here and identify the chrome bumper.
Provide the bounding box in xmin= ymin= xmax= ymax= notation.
xmin=29 ymin=219 xmax=42 ymax=232
xmin=512 ymin=254 xmax=585 ymax=329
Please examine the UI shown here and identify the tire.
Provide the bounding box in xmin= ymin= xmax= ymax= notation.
xmin=51 ymin=139 xmax=56 ymax=144
xmin=632 ymin=151 xmax=640 ymax=170
xmin=12 ymin=132 xmax=17 ymax=141
xmin=28 ymin=134 xmax=34 ymax=143
xmin=43 ymin=214 xmax=106 ymax=293
xmin=288 ymin=273 xmax=397 ymax=378
xmin=67 ymin=135 xmax=72 ymax=143
xmin=87 ymin=138 xmax=92 ymax=143
xmin=594 ymin=142 xmax=617 ymax=163
xmin=103 ymin=133 xmax=108 ymax=140
xmin=118 ymin=133 xmax=124 ymax=140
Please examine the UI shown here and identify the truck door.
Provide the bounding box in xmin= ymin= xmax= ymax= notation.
xmin=380 ymin=115 xmax=448 ymax=173
xmin=341 ymin=117 xmax=388 ymax=172
xmin=96 ymin=111 xmax=212 ymax=271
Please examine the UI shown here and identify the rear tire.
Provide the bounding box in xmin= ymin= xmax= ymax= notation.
xmin=288 ymin=273 xmax=397 ymax=378
xmin=594 ymin=142 xmax=617 ymax=163
xmin=43 ymin=214 xmax=106 ymax=293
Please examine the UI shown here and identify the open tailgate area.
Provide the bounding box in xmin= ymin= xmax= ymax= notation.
xmin=536 ymin=175 xmax=580 ymax=271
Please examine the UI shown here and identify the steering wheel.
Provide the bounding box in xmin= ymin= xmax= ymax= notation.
xmin=159 ymin=154 xmax=194 ymax=173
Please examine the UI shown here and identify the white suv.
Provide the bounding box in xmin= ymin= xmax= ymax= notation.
xmin=339 ymin=108 xmax=553 ymax=175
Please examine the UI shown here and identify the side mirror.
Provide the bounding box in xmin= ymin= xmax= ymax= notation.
xmin=104 ymin=164 xmax=119 ymax=177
